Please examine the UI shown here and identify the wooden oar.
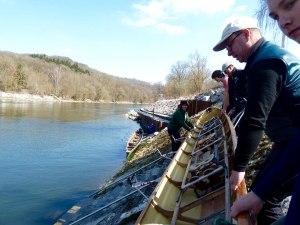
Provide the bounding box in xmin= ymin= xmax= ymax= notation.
xmin=236 ymin=180 xmax=251 ymax=225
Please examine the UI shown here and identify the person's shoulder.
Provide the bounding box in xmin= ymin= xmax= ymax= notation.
xmin=174 ymin=109 xmax=181 ymax=114
xmin=250 ymin=59 xmax=287 ymax=75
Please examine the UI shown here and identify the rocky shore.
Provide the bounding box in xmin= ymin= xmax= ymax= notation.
xmin=0 ymin=91 xmax=59 ymax=102
xmin=141 ymin=88 xmax=224 ymax=116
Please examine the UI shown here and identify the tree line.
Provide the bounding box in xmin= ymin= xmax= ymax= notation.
xmin=0 ymin=50 xmax=216 ymax=103
xmin=30 ymin=54 xmax=91 ymax=75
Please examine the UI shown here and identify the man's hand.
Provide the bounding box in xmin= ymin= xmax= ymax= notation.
xmin=231 ymin=191 xmax=263 ymax=225
xmin=221 ymin=108 xmax=226 ymax=114
xmin=230 ymin=170 xmax=245 ymax=191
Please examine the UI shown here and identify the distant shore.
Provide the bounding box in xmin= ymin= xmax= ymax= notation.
xmin=0 ymin=91 xmax=147 ymax=104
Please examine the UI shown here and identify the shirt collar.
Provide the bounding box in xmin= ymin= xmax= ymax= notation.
xmin=245 ymin=37 xmax=267 ymax=72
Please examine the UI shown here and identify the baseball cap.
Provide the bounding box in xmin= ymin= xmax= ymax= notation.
xmin=213 ymin=17 xmax=259 ymax=52
xmin=222 ymin=62 xmax=232 ymax=72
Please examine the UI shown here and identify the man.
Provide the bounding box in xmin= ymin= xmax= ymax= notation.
xmin=222 ymin=62 xmax=247 ymax=118
xmin=213 ymin=17 xmax=300 ymax=224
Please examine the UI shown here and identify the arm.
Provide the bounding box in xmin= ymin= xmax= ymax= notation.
xmin=231 ymin=132 xmax=300 ymax=220
xmin=175 ymin=111 xmax=192 ymax=131
xmin=186 ymin=113 xmax=194 ymax=129
xmin=222 ymin=87 xmax=229 ymax=113
xmin=253 ymin=132 xmax=300 ymax=200
xmin=230 ymin=60 xmax=286 ymax=190
xmin=233 ymin=60 xmax=286 ymax=172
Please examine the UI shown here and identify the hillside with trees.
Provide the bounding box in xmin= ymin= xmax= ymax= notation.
xmin=0 ymin=50 xmax=216 ymax=103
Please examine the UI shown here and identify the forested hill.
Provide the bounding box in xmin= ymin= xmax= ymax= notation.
xmin=0 ymin=51 xmax=157 ymax=103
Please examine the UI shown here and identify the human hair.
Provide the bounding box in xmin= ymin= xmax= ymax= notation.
xmin=178 ymin=100 xmax=189 ymax=110
xmin=248 ymin=28 xmax=262 ymax=42
xmin=211 ymin=70 xmax=225 ymax=79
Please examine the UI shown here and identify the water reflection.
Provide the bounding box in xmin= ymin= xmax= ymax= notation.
xmin=0 ymin=100 xmax=136 ymax=122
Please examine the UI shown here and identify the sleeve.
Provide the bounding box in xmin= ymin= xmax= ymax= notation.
xmin=233 ymin=59 xmax=286 ymax=172
xmin=253 ymin=132 xmax=300 ymax=201
xmin=186 ymin=114 xmax=194 ymax=129
xmin=175 ymin=111 xmax=192 ymax=131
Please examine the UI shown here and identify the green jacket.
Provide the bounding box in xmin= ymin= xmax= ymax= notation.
xmin=167 ymin=109 xmax=194 ymax=131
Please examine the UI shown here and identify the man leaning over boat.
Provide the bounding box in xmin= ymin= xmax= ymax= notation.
xmin=213 ymin=17 xmax=300 ymax=224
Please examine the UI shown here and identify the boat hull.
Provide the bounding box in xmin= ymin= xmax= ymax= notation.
xmin=136 ymin=107 xmax=250 ymax=225
xmin=126 ymin=128 xmax=144 ymax=156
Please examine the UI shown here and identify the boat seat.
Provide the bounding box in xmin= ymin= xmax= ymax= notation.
xmin=189 ymin=151 xmax=215 ymax=172
xmin=187 ymin=175 xmax=210 ymax=197
xmin=195 ymin=133 xmax=215 ymax=147
xmin=202 ymin=166 xmax=225 ymax=191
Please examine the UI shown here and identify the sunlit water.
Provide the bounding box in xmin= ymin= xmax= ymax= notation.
xmin=0 ymin=100 xmax=145 ymax=225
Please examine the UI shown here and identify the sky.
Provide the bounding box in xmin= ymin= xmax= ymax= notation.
xmin=1 ymin=0 xmax=300 ymax=84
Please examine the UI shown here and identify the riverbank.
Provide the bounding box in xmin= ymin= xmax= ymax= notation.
xmin=0 ymin=91 xmax=147 ymax=104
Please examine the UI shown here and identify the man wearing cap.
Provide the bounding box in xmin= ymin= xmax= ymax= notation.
xmin=222 ymin=62 xmax=247 ymax=119
xmin=213 ymin=17 xmax=300 ymax=224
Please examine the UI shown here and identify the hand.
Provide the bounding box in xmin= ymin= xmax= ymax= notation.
xmin=229 ymin=109 xmax=235 ymax=115
xmin=230 ymin=170 xmax=245 ymax=191
xmin=231 ymin=191 xmax=263 ymax=225
xmin=221 ymin=108 xmax=226 ymax=114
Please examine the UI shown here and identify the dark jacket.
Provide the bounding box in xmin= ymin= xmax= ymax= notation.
xmin=227 ymin=69 xmax=247 ymax=112
xmin=234 ymin=39 xmax=300 ymax=172
xmin=167 ymin=109 xmax=194 ymax=131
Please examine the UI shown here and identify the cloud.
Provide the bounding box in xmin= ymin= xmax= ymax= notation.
xmin=235 ymin=5 xmax=247 ymax=11
xmin=156 ymin=23 xmax=188 ymax=34
xmin=122 ymin=17 xmax=157 ymax=27
xmin=169 ymin=0 xmax=235 ymax=14
xmin=123 ymin=0 xmax=235 ymax=34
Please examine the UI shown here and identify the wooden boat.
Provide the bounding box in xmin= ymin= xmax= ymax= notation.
xmin=126 ymin=128 xmax=144 ymax=155
xmin=136 ymin=107 xmax=250 ymax=225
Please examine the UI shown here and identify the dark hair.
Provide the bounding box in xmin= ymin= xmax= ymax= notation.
xmin=178 ymin=100 xmax=189 ymax=110
xmin=211 ymin=70 xmax=225 ymax=79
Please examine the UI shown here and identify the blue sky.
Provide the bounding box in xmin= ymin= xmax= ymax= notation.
xmin=1 ymin=0 xmax=300 ymax=83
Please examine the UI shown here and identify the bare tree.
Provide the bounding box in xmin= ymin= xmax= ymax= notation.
xmin=187 ymin=50 xmax=210 ymax=94
xmin=153 ymin=81 xmax=165 ymax=100
xmin=47 ymin=65 xmax=63 ymax=94
xmin=166 ymin=60 xmax=189 ymax=98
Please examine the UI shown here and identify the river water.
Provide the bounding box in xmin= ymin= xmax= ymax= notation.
xmin=0 ymin=100 xmax=145 ymax=225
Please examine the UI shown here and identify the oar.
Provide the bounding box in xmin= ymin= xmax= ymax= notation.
xmin=236 ymin=180 xmax=252 ymax=225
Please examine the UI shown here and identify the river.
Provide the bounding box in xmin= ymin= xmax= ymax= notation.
xmin=0 ymin=100 xmax=145 ymax=225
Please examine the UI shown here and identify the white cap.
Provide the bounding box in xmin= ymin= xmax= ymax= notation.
xmin=222 ymin=62 xmax=232 ymax=72
xmin=213 ymin=17 xmax=259 ymax=52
